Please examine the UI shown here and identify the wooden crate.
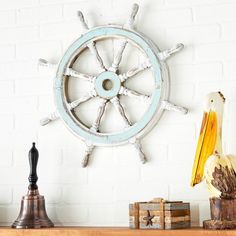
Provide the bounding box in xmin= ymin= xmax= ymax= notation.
xmin=129 ymin=198 xmax=191 ymax=230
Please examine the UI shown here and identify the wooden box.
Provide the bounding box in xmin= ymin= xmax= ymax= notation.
xmin=129 ymin=198 xmax=191 ymax=230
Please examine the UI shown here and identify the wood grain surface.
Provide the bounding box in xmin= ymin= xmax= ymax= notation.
xmin=0 ymin=227 xmax=236 ymax=236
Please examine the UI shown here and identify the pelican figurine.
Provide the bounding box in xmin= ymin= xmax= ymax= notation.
xmin=191 ymin=92 xmax=236 ymax=198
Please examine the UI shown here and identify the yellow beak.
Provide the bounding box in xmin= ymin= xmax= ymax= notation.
xmin=190 ymin=111 xmax=217 ymax=186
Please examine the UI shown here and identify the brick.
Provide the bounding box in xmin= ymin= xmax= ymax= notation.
xmin=166 ymin=0 xmax=218 ymax=5
xmin=0 ymin=186 xmax=12 ymax=204
xmin=227 ymin=122 xmax=236 ymax=142
xmin=115 ymin=166 xmax=140 ymax=183
xmin=63 ymin=0 xmax=112 ymax=24
xmin=169 ymin=183 xmax=209 ymax=201
xmin=0 ymin=206 xmax=19 ymax=223
xmin=141 ymin=139 xmax=168 ymax=165
xmin=114 ymin=183 xmax=168 ymax=202
xmin=88 ymin=164 xmax=140 ymax=184
xmin=196 ymin=42 xmax=236 ymax=61
xmin=12 ymin=146 xmax=28 ymax=166
xmin=0 ymin=61 xmax=38 ymax=79
xmin=15 ymin=113 xmax=40 ymax=132
xmin=0 ymin=45 xmax=15 ymax=62
xmin=148 ymin=8 xmax=192 ymax=26
xmin=169 ymin=62 xmax=223 ymax=83
xmin=170 ymin=83 xmax=195 ymax=105
xmin=111 ymin=0 xmax=164 ymax=18
xmin=56 ymin=166 xmax=87 ymax=184
xmin=0 ymin=0 xmax=39 ymax=10
xmin=88 ymin=167 xmax=115 ymax=184
xmin=0 ymin=98 xmax=15 ymax=114
xmin=149 ymin=123 xmax=196 ymax=144
xmin=38 ymin=95 xmax=55 ymax=113
xmin=166 ymin=25 xmax=220 ymax=45
xmin=222 ymin=21 xmax=236 ymax=40
xmin=40 ymin=21 xmax=81 ymax=40
xmin=0 ymin=10 xmax=15 ymax=27
xmin=39 ymin=145 xmax=62 ymax=166
xmin=0 ymin=26 xmax=39 ymax=43
xmin=141 ymin=165 xmax=168 ymax=182
xmin=36 ymin=166 xmax=62 ymax=184
xmin=16 ymin=41 xmax=62 ymax=60
xmin=55 ymin=205 xmax=88 ymax=223
xmin=14 ymin=96 xmax=38 ymax=114
xmin=168 ymin=142 xmax=196 ymax=164
xmin=0 ymin=166 xmax=28 ymax=184
xmin=40 ymin=0 xmax=83 ymax=3
xmin=113 ymin=144 xmax=144 ymax=167
xmin=17 ymin=5 xmax=62 ymax=25
xmin=194 ymin=3 xmax=236 ymax=23
xmin=0 ymin=81 xmax=14 ymax=97
xmin=63 ymin=185 xmax=113 ymax=204
xmin=0 ymin=132 xmax=13 ymax=147
xmin=40 ymin=185 xmax=62 ymax=204
xmin=15 ymin=78 xmax=51 ymax=96
xmin=141 ymin=163 xmax=191 ymax=186
xmin=224 ymin=61 xmax=236 ymax=80
xmin=0 ymin=147 xmax=13 ymax=167
xmin=88 ymin=205 xmax=114 ymax=226
xmin=113 ymin=202 xmax=129 ymax=225
xmin=0 ymin=114 xmax=14 ymax=132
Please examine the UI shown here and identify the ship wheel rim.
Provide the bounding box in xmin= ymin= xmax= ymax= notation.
xmin=54 ymin=26 xmax=169 ymax=146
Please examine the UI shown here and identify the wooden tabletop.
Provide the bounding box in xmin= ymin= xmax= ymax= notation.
xmin=0 ymin=227 xmax=236 ymax=236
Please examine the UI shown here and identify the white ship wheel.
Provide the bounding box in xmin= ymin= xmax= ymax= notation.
xmin=39 ymin=4 xmax=188 ymax=167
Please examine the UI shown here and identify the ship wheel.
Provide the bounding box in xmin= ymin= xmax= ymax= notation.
xmin=39 ymin=4 xmax=188 ymax=167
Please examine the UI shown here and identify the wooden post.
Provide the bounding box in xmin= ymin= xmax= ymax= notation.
xmin=203 ymin=197 xmax=236 ymax=229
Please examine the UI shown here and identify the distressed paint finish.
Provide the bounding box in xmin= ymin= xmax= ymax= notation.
xmin=39 ymin=3 xmax=187 ymax=167
xmin=95 ymin=71 xmax=121 ymax=99
xmin=54 ymin=26 xmax=165 ymax=146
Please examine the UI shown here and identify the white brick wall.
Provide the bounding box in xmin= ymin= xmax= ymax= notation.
xmin=0 ymin=0 xmax=236 ymax=227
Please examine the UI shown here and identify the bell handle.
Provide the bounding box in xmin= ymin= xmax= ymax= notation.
xmin=28 ymin=142 xmax=39 ymax=190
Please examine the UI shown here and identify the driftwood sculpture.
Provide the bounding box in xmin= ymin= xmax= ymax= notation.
xmin=191 ymin=91 xmax=236 ymax=229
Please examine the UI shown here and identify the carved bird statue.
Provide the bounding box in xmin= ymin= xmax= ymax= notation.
xmin=191 ymin=91 xmax=236 ymax=198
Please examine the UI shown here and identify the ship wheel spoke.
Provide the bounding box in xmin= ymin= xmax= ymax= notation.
xmin=81 ymin=99 xmax=108 ymax=168
xmin=108 ymin=4 xmax=139 ymax=72
xmin=119 ymin=59 xmax=151 ymax=82
xmin=77 ymin=11 xmax=106 ymax=72
xmin=119 ymin=86 xmax=150 ymax=102
xmin=109 ymin=39 xmax=128 ymax=73
xmin=110 ymin=96 xmax=131 ymax=127
xmin=87 ymin=40 xmax=106 ymax=72
xmin=90 ymin=99 xmax=108 ymax=132
xmin=40 ymin=90 xmax=97 ymax=126
xmin=67 ymin=90 xmax=97 ymax=110
xmin=64 ymin=68 xmax=95 ymax=83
